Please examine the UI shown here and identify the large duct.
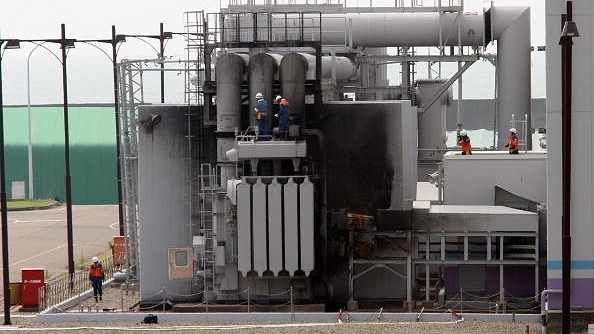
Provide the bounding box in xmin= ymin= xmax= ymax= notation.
xmin=319 ymin=12 xmax=485 ymax=47
xmin=227 ymin=8 xmax=530 ymax=146
xmin=216 ymin=53 xmax=248 ymax=132
xmin=279 ymin=53 xmax=308 ymax=126
xmin=249 ymin=53 xmax=280 ymax=129
xmin=491 ymin=6 xmax=531 ymax=149
xmin=416 ymin=79 xmax=451 ymax=178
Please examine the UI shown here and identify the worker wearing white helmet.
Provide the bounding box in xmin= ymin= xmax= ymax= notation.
xmin=254 ymin=92 xmax=269 ymax=139
xmin=457 ymin=129 xmax=471 ymax=155
xmin=505 ymin=128 xmax=519 ymax=154
xmin=89 ymin=256 xmax=105 ymax=302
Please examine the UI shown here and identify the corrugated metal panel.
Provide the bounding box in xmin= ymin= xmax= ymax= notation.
xmin=252 ymin=179 xmax=268 ymax=276
xmin=4 ymin=106 xmax=116 ymax=203
xmin=237 ymin=181 xmax=252 ymax=276
xmin=300 ymin=177 xmax=314 ymax=275
xmin=268 ymin=179 xmax=283 ymax=275
xmin=284 ymin=178 xmax=299 ymax=275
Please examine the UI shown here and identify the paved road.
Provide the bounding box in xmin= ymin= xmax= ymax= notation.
xmin=0 ymin=205 xmax=119 ymax=292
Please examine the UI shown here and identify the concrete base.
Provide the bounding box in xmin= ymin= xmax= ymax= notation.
xmin=346 ymin=300 xmax=358 ymax=311
xmin=403 ymin=301 xmax=415 ymax=312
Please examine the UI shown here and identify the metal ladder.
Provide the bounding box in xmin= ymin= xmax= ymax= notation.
xmin=198 ymin=163 xmax=217 ymax=297
xmin=184 ymin=10 xmax=206 ymax=106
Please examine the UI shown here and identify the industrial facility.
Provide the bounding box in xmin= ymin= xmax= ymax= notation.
xmin=110 ymin=0 xmax=591 ymax=317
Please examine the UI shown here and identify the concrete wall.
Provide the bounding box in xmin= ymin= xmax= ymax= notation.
xmin=442 ymin=151 xmax=546 ymax=206
xmin=137 ymin=105 xmax=193 ymax=302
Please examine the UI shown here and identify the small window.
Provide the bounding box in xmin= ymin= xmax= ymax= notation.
xmin=175 ymin=250 xmax=188 ymax=267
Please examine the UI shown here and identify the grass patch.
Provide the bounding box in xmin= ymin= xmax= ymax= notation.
xmin=7 ymin=198 xmax=58 ymax=210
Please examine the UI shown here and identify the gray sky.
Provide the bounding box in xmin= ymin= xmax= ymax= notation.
xmin=0 ymin=0 xmax=544 ymax=105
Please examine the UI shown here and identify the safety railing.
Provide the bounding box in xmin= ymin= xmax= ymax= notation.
xmin=38 ymin=253 xmax=116 ymax=312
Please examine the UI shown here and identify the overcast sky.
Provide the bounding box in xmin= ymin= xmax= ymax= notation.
xmin=0 ymin=0 xmax=545 ymax=105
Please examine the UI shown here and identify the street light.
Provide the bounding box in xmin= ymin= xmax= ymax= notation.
xmin=26 ymin=42 xmax=63 ymax=200
xmin=0 ymin=38 xmax=20 ymax=326
xmin=6 ymin=24 xmax=77 ymax=285
xmin=559 ymin=2 xmax=579 ymax=334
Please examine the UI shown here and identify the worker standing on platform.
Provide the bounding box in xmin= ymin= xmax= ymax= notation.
xmin=457 ymin=130 xmax=472 ymax=155
xmin=89 ymin=256 xmax=105 ymax=302
xmin=254 ymin=92 xmax=269 ymax=140
xmin=505 ymin=128 xmax=519 ymax=154
xmin=275 ymin=95 xmax=290 ymax=140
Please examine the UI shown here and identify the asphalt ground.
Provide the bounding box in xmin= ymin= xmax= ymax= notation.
xmin=0 ymin=205 xmax=118 ymax=294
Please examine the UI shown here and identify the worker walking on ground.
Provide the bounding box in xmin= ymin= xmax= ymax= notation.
xmin=254 ymin=92 xmax=269 ymax=140
xmin=505 ymin=127 xmax=519 ymax=154
xmin=89 ymin=256 xmax=105 ymax=302
xmin=457 ymin=130 xmax=472 ymax=155
xmin=275 ymin=95 xmax=290 ymax=140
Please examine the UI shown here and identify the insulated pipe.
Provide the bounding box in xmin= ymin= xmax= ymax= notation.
xmin=280 ymin=53 xmax=308 ymax=127
xmin=318 ymin=12 xmax=485 ymax=47
xmin=249 ymin=53 xmax=279 ymax=129
xmin=216 ymin=53 xmax=248 ymax=132
xmin=321 ymin=56 xmax=357 ymax=81
xmin=491 ymin=6 xmax=531 ymax=149
xmin=291 ymin=52 xmax=357 ymax=81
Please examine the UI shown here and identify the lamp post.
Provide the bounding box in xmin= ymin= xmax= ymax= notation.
xmin=559 ymin=2 xmax=579 ymax=334
xmin=0 ymin=38 xmax=19 ymax=326
xmin=11 ymin=31 xmax=76 ymax=283
xmin=59 ymin=23 xmax=76 ymax=285
xmin=26 ymin=42 xmax=63 ymax=200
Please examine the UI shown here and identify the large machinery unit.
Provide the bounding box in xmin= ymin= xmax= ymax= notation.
xmin=119 ymin=0 xmax=543 ymax=311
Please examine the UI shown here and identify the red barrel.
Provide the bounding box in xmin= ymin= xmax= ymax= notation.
xmin=21 ymin=268 xmax=45 ymax=309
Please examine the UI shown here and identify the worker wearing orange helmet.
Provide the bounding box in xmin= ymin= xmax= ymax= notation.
xmin=505 ymin=128 xmax=519 ymax=154
xmin=457 ymin=130 xmax=472 ymax=155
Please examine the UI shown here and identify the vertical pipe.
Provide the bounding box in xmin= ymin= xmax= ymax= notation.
xmin=0 ymin=41 xmax=12 ymax=325
xmin=492 ymin=6 xmax=531 ymax=149
xmin=280 ymin=53 xmax=307 ymax=127
xmin=249 ymin=53 xmax=277 ymax=129
xmin=61 ymin=23 xmax=75 ymax=286
xmin=112 ymin=25 xmax=125 ymax=236
xmin=216 ymin=53 xmax=246 ymax=132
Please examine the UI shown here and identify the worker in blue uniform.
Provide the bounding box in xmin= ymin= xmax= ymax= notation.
xmin=254 ymin=92 xmax=269 ymax=140
xmin=275 ymin=95 xmax=290 ymax=140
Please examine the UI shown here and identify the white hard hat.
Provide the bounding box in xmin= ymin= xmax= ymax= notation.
xmin=92 ymin=256 xmax=99 ymax=263
xmin=460 ymin=130 xmax=467 ymax=137
xmin=255 ymin=92 xmax=263 ymax=99
xmin=275 ymin=95 xmax=282 ymax=102
xmin=510 ymin=128 xmax=516 ymax=133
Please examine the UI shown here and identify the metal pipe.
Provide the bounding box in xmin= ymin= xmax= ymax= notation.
xmin=491 ymin=6 xmax=531 ymax=149
xmin=216 ymin=53 xmax=247 ymax=132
